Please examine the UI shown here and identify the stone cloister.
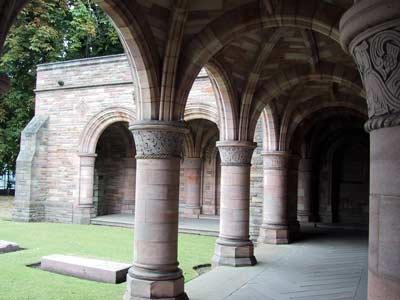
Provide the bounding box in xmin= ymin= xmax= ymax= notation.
xmin=0 ymin=1 xmax=399 ymax=299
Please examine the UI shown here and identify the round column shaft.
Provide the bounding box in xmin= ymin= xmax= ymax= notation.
xmin=297 ymin=158 xmax=313 ymax=222
xmin=341 ymin=2 xmax=400 ymax=299
xmin=258 ymin=151 xmax=291 ymax=244
xmin=182 ymin=157 xmax=202 ymax=218
xmin=212 ymin=141 xmax=257 ymax=267
xmin=288 ymin=155 xmax=300 ymax=237
xmin=75 ymin=153 xmax=97 ymax=224
xmin=125 ymin=121 xmax=189 ymax=300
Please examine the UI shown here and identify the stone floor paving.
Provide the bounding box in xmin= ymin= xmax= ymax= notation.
xmin=187 ymin=226 xmax=368 ymax=300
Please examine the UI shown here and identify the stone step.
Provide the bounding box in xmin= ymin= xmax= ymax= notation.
xmin=91 ymin=219 xmax=219 ymax=237
xmin=0 ymin=240 xmax=20 ymax=254
xmin=40 ymin=254 xmax=131 ymax=283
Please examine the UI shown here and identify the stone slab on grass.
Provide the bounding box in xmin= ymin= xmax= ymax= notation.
xmin=41 ymin=254 xmax=131 ymax=283
xmin=0 ymin=240 xmax=21 ymax=254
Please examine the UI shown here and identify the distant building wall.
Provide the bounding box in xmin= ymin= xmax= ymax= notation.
xmin=14 ymin=55 xmax=135 ymax=223
xmin=13 ymin=54 xmax=266 ymax=239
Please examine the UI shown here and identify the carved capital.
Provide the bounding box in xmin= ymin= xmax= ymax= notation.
xmin=364 ymin=111 xmax=400 ymax=132
xmin=340 ymin=1 xmax=400 ymax=130
xmin=130 ymin=121 xmax=188 ymax=159
xmin=262 ymin=151 xmax=291 ymax=170
xmin=0 ymin=74 xmax=10 ymax=96
xmin=352 ymin=27 xmax=400 ymax=120
xmin=217 ymin=141 xmax=256 ymax=166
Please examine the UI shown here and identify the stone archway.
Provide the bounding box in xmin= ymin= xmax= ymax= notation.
xmin=181 ymin=118 xmax=220 ymax=218
xmin=75 ymin=108 xmax=135 ymax=224
xmin=94 ymin=121 xmax=136 ymax=217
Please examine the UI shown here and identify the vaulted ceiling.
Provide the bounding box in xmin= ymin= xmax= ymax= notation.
xmin=0 ymin=0 xmax=366 ymax=145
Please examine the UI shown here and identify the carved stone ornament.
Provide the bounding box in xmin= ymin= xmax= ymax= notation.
xmin=217 ymin=141 xmax=256 ymax=166
xmin=364 ymin=111 xmax=400 ymax=132
xmin=352 ymin=27 xmax=400 ymax=119
xmin=340 ymin=1 xmax=400 ymax=131
xmin=262 ymin=151 xmax=291 ymax=170
xmin=130 ymin=121 xmax=188 ymax=159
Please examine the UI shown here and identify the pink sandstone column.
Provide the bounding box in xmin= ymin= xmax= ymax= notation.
xmin=297 ymin=158 xmax=313 ymax=222
xmin=258 ymin=151 xmax=291 ymax=244
xmin=75 ymin=153 xmax=97 ymax=224
xmin=341 ymin=2 xmax=400 ymax=299
xmin=182 ymin=157 xmax=202 ymax=218
xmin=288 ymin=155 xmax=300 ymax=236
xmin=212 ymin=141 xmax=257 ymax=267
xmin=125 ymin=121 xmax=188 ymax=300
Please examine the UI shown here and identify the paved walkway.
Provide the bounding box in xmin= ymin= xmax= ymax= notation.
xmin=187 ymin=227 xmax=368 ymax=300
xmin=91 ymin=213 xmax=220 ymax=236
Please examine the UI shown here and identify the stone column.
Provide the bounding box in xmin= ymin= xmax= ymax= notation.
xmin=0 ymin=74 xmax=9 ymax=96
xmin=212 ymin=141 xmax=257 ymax=267
xmin=297 ymin=158 xmax=313 ymax=222
xmin=258 ymin=151 xmax=291 ymax=244
xmin=182 ymin=157 xmax=202 ymax=218
xmin=341 ymin=2 xmax=400 ymax=299
xmin=125 ymin=121 xmax=188 ymax=300
xmin=288 ymin=155 xmax=300 ymax=236
xmin=75 ymin=153 xmax=97 ymax=224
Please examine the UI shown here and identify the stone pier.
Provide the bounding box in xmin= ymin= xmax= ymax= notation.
xmin=212 ymin=141 xmax=257 ymax=267
xmin=125 ymin=121 xmax=189 ymax=300
xmin=341 ymin=1 xmax=400 ymax=298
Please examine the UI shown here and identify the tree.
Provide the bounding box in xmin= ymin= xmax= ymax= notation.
xmin=0 ymin=0 xmax=124 ymax=174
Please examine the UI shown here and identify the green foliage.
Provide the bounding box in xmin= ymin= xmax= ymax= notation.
xmin=0 ymin=0 xmax=124 ymax=173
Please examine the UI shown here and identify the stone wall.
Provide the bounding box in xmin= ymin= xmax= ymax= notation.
xmin=318 ymin=141 xmax=369 ymax=224
xmin=250 ymin=118 xmax=264 ymax=240
xmin=95 ymin=122 xmax=136 ymax=216
xmin=14 ymin=54 xmax=135 ymax=223
xmin=14 ymin=53 xmax=266 ymax=236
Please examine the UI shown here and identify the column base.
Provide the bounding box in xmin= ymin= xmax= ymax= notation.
xmin=125 ymin=270 xmax=188 ymax=300
xmin=182 ymin=206 xmax=201 ymax=218
xmin=212 ymin=238 xmax=257 ymax=267
xmin=298 ymin=212 xmax=313 ymax=223
xmin=73 ymin=204 xmax=95 ymax=224
xmin=258 ymin=225 xmax=290 ymax=244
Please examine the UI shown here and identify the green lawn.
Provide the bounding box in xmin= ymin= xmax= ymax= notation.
xmin=0 ymin=220 xmax=216 ymax=300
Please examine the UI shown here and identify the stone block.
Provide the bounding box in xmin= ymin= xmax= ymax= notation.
xmin=258 ymin=226 xmax=290 ymax=244
xmin=41 ymin=254 xmax=131 ymax=283
xmin=124 ymin=273 xmax=188 ymax=300
xmin=212 ymin=242 xmax=257 ymax=267
xmin=0 ymin=240 xmax=21 ymax=254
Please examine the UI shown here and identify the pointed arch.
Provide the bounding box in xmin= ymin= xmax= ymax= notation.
xmin=205 ymin=59 xmax=238 ymax=141
xmin=79 ymin=107 xmax=136 ymax=154
xmin=1 ymin=0 xmax=160 ymax=120
xmin=247 ymin=63 xmax=365 ymax=143
xmin=175 ymin=0 xmax=345 ymax=112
